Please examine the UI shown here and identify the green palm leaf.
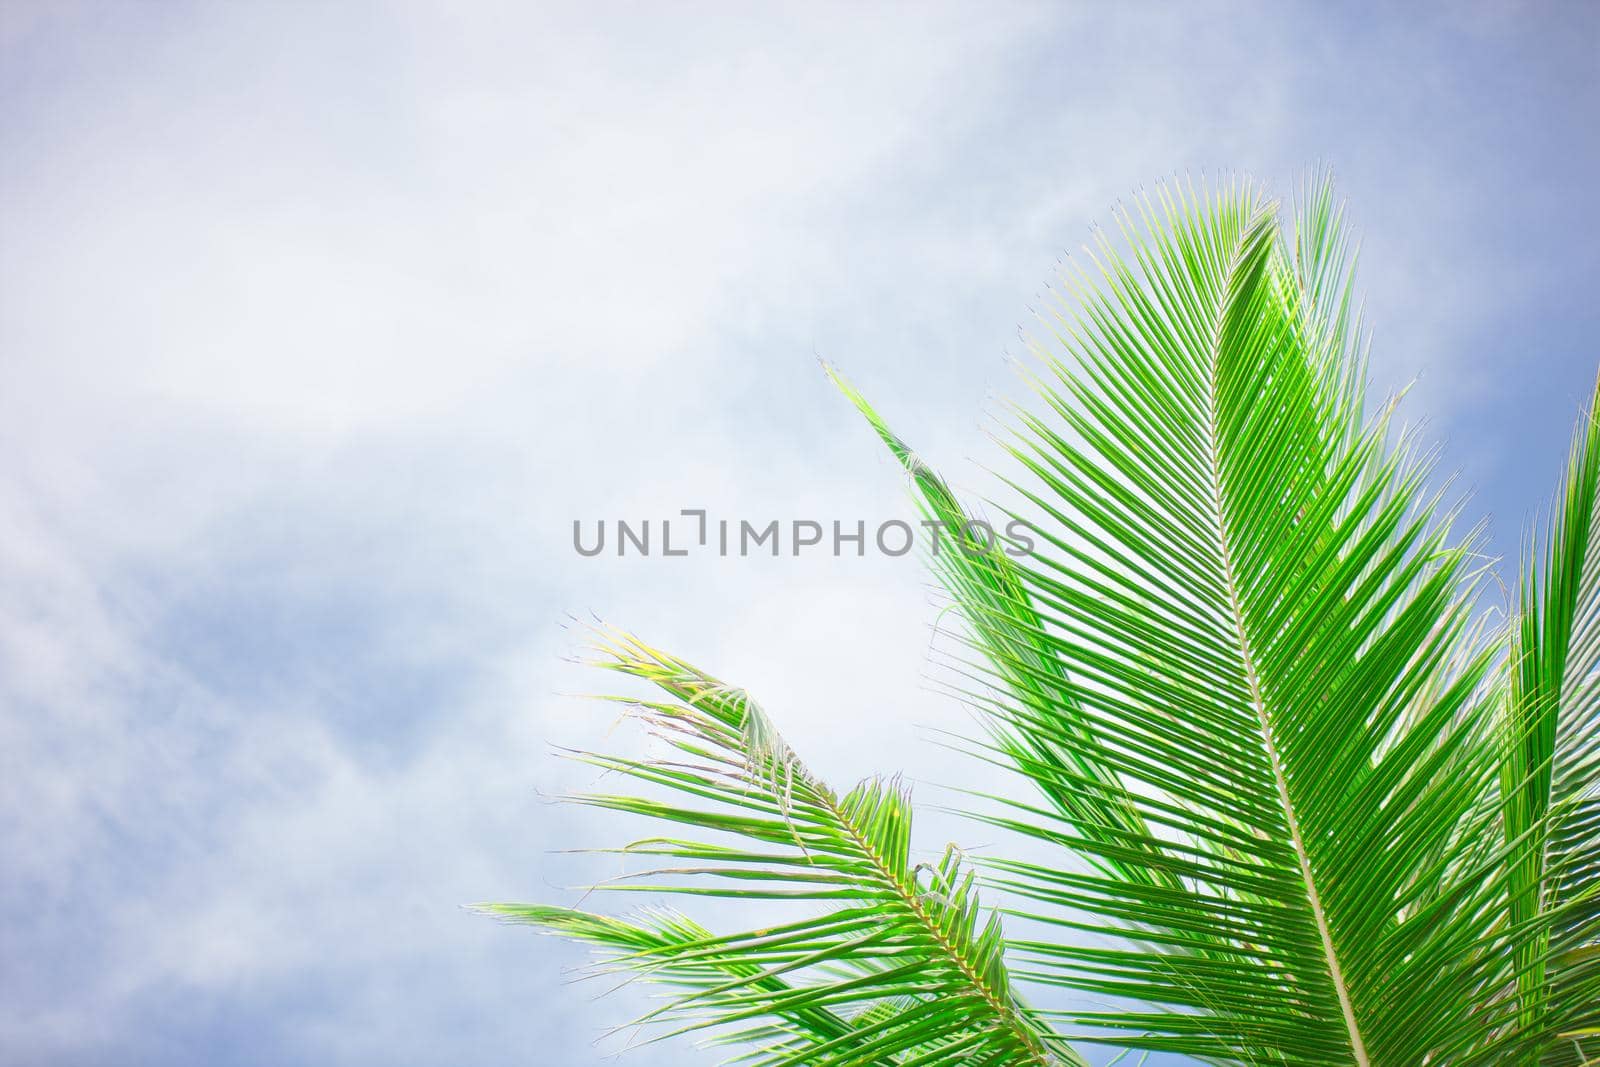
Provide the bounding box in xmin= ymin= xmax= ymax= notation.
xmin=485 ymin=632 xmax=1079 ymax=1066
xmin=499 ymin=176 xmax=1599 ymax=1066
xmin=1504 ymin=368 xmax=1600 ymax=1061
xmin=835 ymin=176 xmax=1571 ymax=1064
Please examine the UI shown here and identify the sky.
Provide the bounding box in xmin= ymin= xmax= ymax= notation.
xmin=1 ymin=2 xmax=1597 ymax=1064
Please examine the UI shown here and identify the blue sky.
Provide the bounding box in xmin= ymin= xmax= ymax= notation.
xmin=1 ymin=2 xmax=1597 ymax=1064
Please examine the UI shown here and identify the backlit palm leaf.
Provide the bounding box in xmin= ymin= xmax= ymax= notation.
xmin=1504 ymin=369 xmax=1600 ymax=1062
xmin=835 ymin=176 xmax=1542 ymax=1064
xmin=498 ymin=177 xmax=1599 ymax=1065
xmin=486 ymin=632 xmax=1077 ymax=1066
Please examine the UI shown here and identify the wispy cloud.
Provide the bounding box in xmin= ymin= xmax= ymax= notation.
xmin=1 ymin=2 xmax=1595 ymax=1063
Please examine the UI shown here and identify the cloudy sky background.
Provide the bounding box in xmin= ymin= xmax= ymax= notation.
xmin=2 ymin=2 xmax=1597 ymax=1064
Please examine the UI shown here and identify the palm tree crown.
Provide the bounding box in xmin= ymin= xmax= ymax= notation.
xmin=487 ymin=177 xmax=1600 ymax=1066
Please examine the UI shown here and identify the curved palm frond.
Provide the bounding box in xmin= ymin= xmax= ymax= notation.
xmin=486 ymin=632 xmax=1080 ymax=1067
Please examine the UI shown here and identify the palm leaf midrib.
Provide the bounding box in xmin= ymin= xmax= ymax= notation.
xmin=1192 ymin=199 xmax=1371 ymax=1065
xmin=808 ymin=782 xmax=1056 ymax=1066
xmin=659 ymin=670 xmax=1061 ymax=1065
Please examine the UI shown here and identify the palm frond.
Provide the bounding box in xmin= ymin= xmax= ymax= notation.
xmin=1504 ymin=367 xmax=1600 ymax=1061
xmin=835 ymin=175 xmax=1568 ymax=1064
xmin=487 ymin=631 xmax=1081 ymax=1066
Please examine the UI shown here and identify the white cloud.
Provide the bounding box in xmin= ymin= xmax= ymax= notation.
xmin=1 ymin=2 xmax=1594 ymax=1064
